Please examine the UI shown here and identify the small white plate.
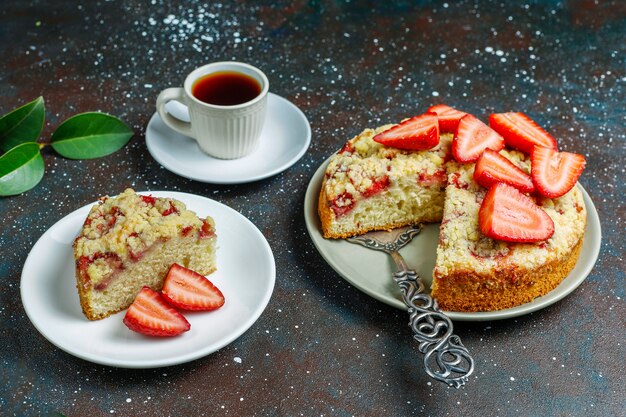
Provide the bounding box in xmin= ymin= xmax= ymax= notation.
xmin=304 ymin=158 xmax=602 ymax=321
xmin=21 ymin=191 xmax=275 ymax=368
xmin=145 ymin=93 xmax=311 ymax=184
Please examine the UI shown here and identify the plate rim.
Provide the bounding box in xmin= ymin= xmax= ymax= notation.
xmin=304 ymin=157 xmax=602 ymax=322
xmin=145 ymin=92 xmax=311 ymax=185
xmin=20 ymin=190 xmax=276 ymax=368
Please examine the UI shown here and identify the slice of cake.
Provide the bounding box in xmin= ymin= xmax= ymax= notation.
xmin=431 ymin=152 xmax=586 ymax=311
xmin=318 ymin=126 xmax=452 ymax=239
xmin=73 ymin=189 xmax=217 ymax=320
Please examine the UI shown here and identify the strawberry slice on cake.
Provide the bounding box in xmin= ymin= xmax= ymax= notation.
xmin=489 ymin=112 xmax=557 ymax=154
xmin=473 ymin=149 xmax=535 ymax=193
xmin=373 ymin=113 xmax=439 ymax=150
xmin=531 ymin=146 xmax=586 ymax=198
xmin=478 ymin=183 xmax=554 ymax=242
xmin=427 ymin=104 xmax=467 ymax=133
xmin=452 ymin=114 xmax=505 ymax=162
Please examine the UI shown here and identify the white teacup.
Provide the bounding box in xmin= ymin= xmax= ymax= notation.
xmin=156 ymin=62 xmax=269 ymax=159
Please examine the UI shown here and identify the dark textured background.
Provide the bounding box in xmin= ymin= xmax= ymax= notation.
xmin=1 ymin=1 xmax=624 ymax=416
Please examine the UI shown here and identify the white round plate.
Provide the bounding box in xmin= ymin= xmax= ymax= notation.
xmin=304 ymin=159 xmax=601 ymax=321
xmin=146 ymin=93 xmax=311 ymax=184
xmin=21 ymin=191 xmax=276 ymax=368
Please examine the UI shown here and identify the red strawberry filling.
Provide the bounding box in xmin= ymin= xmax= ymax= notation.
xmin=449 ymin=172 xmax=469 ymax=189
xmin=362 ymin=175 xmax=390 ymax=198
xmin=199 ymin=219 xmax=216 ymax=238
xmin=339 ymin=142 xmax=355 ymax=154
xmin=181 ymin=225 xmax=194 ymax=237
xmin=161 ymin=202 xmax=179 ymax=216
xmin=330 ymin=191 xmax=355 ymax=217
xmin=77 ymin=252 xmax=124 ymax=290
xmin=141 ymin=195 xmax=156 ymax=205
xmin=418 ymin=169 xmax=447 ymax=188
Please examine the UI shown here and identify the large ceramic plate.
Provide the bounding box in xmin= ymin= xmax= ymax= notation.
xmin=146 ymin=93 xmax=311 ymax=184
xmin=21 ymin=191 xmax=275 ymax=368
xmin=304 ymin=158 xmax=601 ymax=321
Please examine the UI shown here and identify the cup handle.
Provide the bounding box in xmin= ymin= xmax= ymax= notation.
xmin=156 ymin=88 xmax=193 ymax=137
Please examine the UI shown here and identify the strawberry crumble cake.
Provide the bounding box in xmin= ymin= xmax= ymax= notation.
xmin=73 ymin=189 xmax=217 ymax=320
xmin=318 ymin=105 xmax=586 ymax=312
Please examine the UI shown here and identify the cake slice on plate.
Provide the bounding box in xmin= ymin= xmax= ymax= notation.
xmin=73 ymin=189 xmax=217 ymax=320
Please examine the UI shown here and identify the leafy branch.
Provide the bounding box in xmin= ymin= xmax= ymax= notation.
xmin=0 ymin=97 xmax=133 ymax=196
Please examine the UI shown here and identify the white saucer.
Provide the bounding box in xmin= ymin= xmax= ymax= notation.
xmin=304 ymin=158 xmax=602 ymax=322
xmin=145 ymin=93 xmax=311 ymax=184
xmin=21 ymin=191 xmax=276 ymax=368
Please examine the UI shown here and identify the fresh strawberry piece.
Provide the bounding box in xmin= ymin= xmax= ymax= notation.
xmin=489 ymin=112 xmax=557 ymax=154
xmin=161 ymin=264 xmax=225 ymax=311
xmin=479 ymin=183 xmax=554 ymax=242
xmin=452 ymin=114 xmax=504 ymax=162
xmin=373 ymin=113 xmax=439 ymax=151
xmin=427 ymin=104 xmax=467 ymax=133
xmin=531 ymin=146 xmax=585 ymax=198
xmin=123 ymin=287 xmax=191 ymax=337
xmin=473 ymin=149 xmax=535 ymax=193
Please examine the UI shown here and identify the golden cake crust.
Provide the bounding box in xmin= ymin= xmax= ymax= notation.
xmin=431 ymin=237 xmax=583 ymax=312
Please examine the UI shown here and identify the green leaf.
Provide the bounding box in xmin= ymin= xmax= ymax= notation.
xmin=50 ymin=112 xmax=133 ymax=159
xmin=0 ymin=96 xmax=45 ymax=152
xmin=0 ymin=142 xmax=44 ymax=196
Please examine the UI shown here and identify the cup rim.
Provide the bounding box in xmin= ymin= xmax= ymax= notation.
xmin=184 ymin=61 xmax=269 ymax=109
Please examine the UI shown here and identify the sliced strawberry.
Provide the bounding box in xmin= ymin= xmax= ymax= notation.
xmin=489 ymin=112 xmax=557 ymax=154
xmin=473 ymin=149 xmax=535 ymax=193
xmin=531 ymin=146 xmax=585 ymax=198
xmin=373 ymin=113 xmax=439 ymax=151
xmin=123 ymin=287 xmax=191 ymax=337
xmin=161 ymin=264 xmax=225 ymax=311
xmin=452 ymin=114 xmax=504 ymax=162
xmin=427 ymin=104 xmax=467 ymax=133
xmin=479 ymin=183 xmax=554 ymax=242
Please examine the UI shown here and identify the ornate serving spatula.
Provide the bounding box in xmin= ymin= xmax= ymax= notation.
xmin=348 ymin=224 xmax=474 ymax=388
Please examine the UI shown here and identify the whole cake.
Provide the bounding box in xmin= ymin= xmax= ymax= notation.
xmin=73 ymin=189 xmax=217 ymax=320
xmin=318 ymin=106 xmax=586 ymax=312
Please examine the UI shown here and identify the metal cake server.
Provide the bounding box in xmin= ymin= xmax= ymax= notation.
xmin=348 ymin=224 xmax=474 ymax=388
